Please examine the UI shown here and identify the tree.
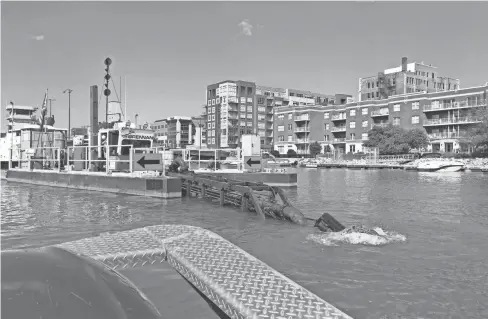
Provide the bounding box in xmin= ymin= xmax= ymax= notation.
xmin=324 ymin=144 xmax=332 ymax=153
xmin=363 ymin=125 xmax=429 ymax=155
xmin=404 ymin=127 xmax=429 ymax=151
xmin=287 ymin=149 xmax=297 ymax=158
xmin=467 ymin=103 xmax=488 ymax=149
xmin=309 ymin=141 xmax=322 ymax=157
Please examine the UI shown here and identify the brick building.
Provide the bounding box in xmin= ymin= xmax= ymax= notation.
xmin=359 ymin=57 xmax=460 ymax=102
xmin=274 ymin=84 xmax=488 ymax=155
xmin=204 ymin=80 xmax=350 ymax=149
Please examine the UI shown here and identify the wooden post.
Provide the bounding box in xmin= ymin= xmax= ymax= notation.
xmin=249 ymin=191 xmax=266 ymax=220
xmin=241 ymin=193 xmax=247 ymax=212
xmin=220 ymin=188 xmax=225 ymax=206
xmin=186 ymin=180 xmax=191 ymax=197
xmin=200 ymin=183 xmax=205 ymax=198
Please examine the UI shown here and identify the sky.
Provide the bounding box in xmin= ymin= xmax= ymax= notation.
xmin=2 ymin=1 xmax=488 ymax=130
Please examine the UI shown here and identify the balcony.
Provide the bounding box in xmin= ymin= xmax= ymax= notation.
xmin=423 ymin=100 xmax=487 ymax=112
xmin=228 ymin=97 xmax=238 ymax=104
xmin=295 ymin=139 xmax=310 ymax=144
xmin=371 ymin=110 xmax=389 ymax=117
xmin=294 ymin=126 xmax=310 ymax=133
xmin=331 ymin=114 xmax=347 ymax=121
xmin=371 ymin=123 xmax=389 ymax=129
xmin=275 ymin=140 xmax=294 ymax=144
xmin=332 ymin=138 xmax=346 ymax=143
xmin=428 ymin=132 xmax=466 ymax=140
xmin=331 ymin=126 xmax=347 ymax=133
xmin=423 ymin=117 xmax=482 ymax=126
xmin=294 ymin=114 xmax=310 ymax=121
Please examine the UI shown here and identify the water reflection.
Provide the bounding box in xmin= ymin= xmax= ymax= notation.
xmin=2 ymin=170 xmax=488 ymax=319
xmin=418 ymin=171 xmax=463 ymax=184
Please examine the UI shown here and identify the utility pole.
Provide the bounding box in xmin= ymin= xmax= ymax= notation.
xmin=48 ymin=98 xmax=56 ymax=118
xmin=63 ymin=89 xmax=73 ymax=138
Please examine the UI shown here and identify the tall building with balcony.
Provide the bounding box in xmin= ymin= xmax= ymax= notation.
xmin=273 ymin=98 xmax=353 ymax=155
xmin=359 ymin=57 xmax=460 ymax=102
xmin=150 ymin=119 xmax=168 ymax=147
xmin=274 ymin=84 xmax=487 ymax=155
xmin=205 ymin=80 xmax=350 ymax=149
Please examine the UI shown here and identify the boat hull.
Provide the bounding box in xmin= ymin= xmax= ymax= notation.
xmin=417 ymin=163 xmax=465 ymax=172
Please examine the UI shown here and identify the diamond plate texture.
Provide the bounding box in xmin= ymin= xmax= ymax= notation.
xmin=50 ymin=224 xmax=353 ymax=319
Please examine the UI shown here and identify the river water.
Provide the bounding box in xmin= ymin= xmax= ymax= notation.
xmin=2 ymin=169 xmax=488 ymax=319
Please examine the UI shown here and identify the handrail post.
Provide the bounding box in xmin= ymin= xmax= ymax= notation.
xmin=129 ymin=145 xmax=133 ymax=173
xmin=57 ymin=147 xmax=61 ymax=172
xmin=105 ymin=143 xmax=109 ymax=174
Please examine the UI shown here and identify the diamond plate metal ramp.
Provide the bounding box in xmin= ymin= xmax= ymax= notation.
xmin=56 ymin=224 xmax=353 ymax=319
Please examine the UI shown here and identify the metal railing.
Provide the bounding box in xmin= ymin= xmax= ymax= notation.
xmin=294 ymin=115 xmax=310 ymax=121
xmin=294 ymin=127 xmax=310 ymax=132
xmin=174 ymin=148 xmax=244 ymax=172
xmin=332 ymin=138 xmax=346 ymax=143
xmin=331 ymin=114 xmax=347 ymax=121
xmin=331 ymin=127 xmax=347 ymax=132
xmin=423 ymin=117 xmax=482 ymax=126
xmin=423 ymin=100 xmax=487 ymax=112
xmin=428 ymin=132 xmax=466 ymax=140
xmin=371 ymin=110 xmax=389 ymax=117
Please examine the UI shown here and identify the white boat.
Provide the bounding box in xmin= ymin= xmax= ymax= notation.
xmin=305 ymin=163 xmax=318 ymax=168
xmin=417 ymin=160 xmax=465 ymax=172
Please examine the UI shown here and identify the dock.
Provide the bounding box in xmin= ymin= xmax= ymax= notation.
xmin=54 ymin=224 xmax=353 ymax=319
xmin=4 ymin=169 xmax=182 ymax=198
xmin=170 ymin=172 xmax=307 ymax=225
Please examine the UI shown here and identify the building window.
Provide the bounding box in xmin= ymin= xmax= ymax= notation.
xmin=362 ymin=133 xmax=368 ymax=140
xmin=349 ymin=145 xmax=356 ymax=153
xmin=325 ymin=123 xmax=329 ymax=130
xmin=212 ymin=107 xmax=216 ymax=113
xmin=412 ymin=102 xmax=420 ymax=110
xmin=212 ymin=122 xmax=215 ymax=129
xmin=288 ymin=135 xmax=293 ymax=142
xmin=278 ymin=135 xmax=284 ymax=142
xmin=207 ymin=123 xmax=211 ymax=129
xmin=208 ymin=100 xmax=211 ymax=106
xmin=278 ymin=125 xmax=284 ymax=132
xmin=278 ymin=114 xmax=284 ymax=120
xmin=362 ymin=108 xmax=368 ymax=115
xmin=362 ymin=120 xmax=368 ymax=128
xmin=324 ymin=135 xmax=329 ymax=141
xmin=393 ymin=104 xmax=400 ymax=112
xmin=350 ymin=109 xmax=356 ymax=116
xmin=216 ymin=97 xmax=220 ymax=104
xmin=393 ymin=117 xmax=400 ymax=126
xmin=288 ymin=113 xmax=292 ymax=120
xmin=349 ymin=133 xmax=355 ymax=140
xmin=258 ymin=97 xmax=265 ymax=104
xmin=240 ymin=106 xmax=246 ymax=112
xmin=212 ymin=99 xmax=215 ymax=105
xmin=247 ymin=106 xmax=252 ymax=112
xmin=288 ymin=124 xmax=292 ymax=130
xmin=349 ymin=121 xmax=356 ymax=128
xmin=324 ymin=112 xmax=329 ymax=119
xmin=412 ymin=115 xmax=420 ymax=124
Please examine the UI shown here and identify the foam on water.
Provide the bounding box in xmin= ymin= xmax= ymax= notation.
xmin=307 ymin=227 xmax=407 ymax=247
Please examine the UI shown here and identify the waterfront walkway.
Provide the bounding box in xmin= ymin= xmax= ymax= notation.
xmin=55 ymin=224 xmax=353 ymax=319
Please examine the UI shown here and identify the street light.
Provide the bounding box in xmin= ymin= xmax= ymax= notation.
xmin=63 ymin=89 xmax=73 ymax=139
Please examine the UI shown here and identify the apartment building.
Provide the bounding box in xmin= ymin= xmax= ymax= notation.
xmin=274 ymin=84 xmax=488 ymax=155
xmin=359 ymin=57 xmax=460 ymax=102
xmin=150 ymin=116 xmax=195 ymax=149
xmin=205 ymin=80 xmax=350 ymax=149
xmin=191 ymin=114 xmax=207 ymax=147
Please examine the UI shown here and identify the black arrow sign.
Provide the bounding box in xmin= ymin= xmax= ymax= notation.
xmin=246 ymin=158 xmax=261 ymax=166
xmin=137 ymin=156 xmax=160 ymax=168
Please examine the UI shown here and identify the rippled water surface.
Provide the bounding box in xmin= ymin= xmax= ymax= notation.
xmin=2 ymin=169 xmax=488 ymax=319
